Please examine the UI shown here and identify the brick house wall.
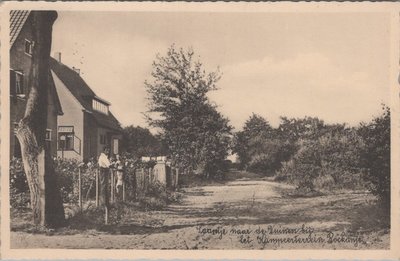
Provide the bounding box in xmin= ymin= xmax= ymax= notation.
xmin=10 ymin=13 xmax=60 ymax=158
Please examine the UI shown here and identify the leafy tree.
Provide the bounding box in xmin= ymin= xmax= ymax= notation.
xmin=277 ymin=116 xmax=327 ymax=142
xmin=358 ymin=105 xmax=390 ymax=207
xmin=122 ymin=125 xmax=165 ymax=157
xmin=233 ymin=114 xmax=273 ymax=169
xmin=145 ymin=45 xmax=232 ymax=178
xmin=233 ymin=114 xmax=294 ymax=174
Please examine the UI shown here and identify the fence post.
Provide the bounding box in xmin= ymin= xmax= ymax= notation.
xmin=104 ymin=206 xmax=109 ymax=225
xmin=122 ymin=179 xmax=126 ymax=202
xmin=78 ymin=167 xmax=82 ymax=211
xmin=96 ymin=168 xmax=99 ymax=207
xmin=111 ymin=169 xmax=115 ymax=203
xmin=175 ymin=168 xmax=179 ymax=190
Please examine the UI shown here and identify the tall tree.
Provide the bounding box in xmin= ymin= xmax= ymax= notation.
xmin=15 ymin=11 xmax=65 ymax=227
xmin=233 ymin=114 xmax=273 ymax=170
xmin=145 ymin=45 xmax=231 ymax=177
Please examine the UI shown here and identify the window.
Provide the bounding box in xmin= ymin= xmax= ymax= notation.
xmin=25 ymin=39 xmax=33 ymax=55
xmin=10 ymin=70 xmax=24 ymax=96
xmin=58 ymin=126 xmax=74 ymax=151
xmin=92 ymin=99 xmax=109 ymax=114
xmin=45 ymin=129 xmax=52 ymax=141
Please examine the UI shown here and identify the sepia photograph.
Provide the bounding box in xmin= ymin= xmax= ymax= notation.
xmin=1 ymin=2 xmax=399 ymax=259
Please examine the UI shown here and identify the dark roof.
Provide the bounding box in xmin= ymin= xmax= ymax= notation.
xmin=50 ymin=57 xmax=95 ymax=111
xmin=10 ymin=10 xmax=30 ymax=47
xmin=91 ymin=111 xmax=121 ymax=132
xmin=50 ymin=57 xmax=121 ymax=132
xmin=48 ymin=71 xmax=63 ymax=115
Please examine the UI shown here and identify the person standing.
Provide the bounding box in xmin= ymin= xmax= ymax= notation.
xmin=98 ymin=147 xmax=111 ymax=207
xmin=115 ymin=154 xmax=124 ymax=200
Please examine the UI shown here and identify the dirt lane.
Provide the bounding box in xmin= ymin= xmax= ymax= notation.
xmin=11 ymin=175 xmax=389 ymax=249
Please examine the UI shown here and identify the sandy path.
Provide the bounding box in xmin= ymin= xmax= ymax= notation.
xmin=11 ymin=176 xmax=388 ymax=249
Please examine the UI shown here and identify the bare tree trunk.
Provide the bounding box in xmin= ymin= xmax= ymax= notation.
xmin=15 ymin=11 xmax=65 ymax=227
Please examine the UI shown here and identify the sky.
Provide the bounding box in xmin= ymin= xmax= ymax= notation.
xmin=52 ymin=11 xmax=390 ymax=131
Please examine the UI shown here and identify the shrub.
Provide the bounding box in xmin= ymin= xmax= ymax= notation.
xmin=10 ymin=157 xmax=99 ymax=208
xmin=276 ymin=129 xmax=366 ymax=191
xmin=54 ymin=157 xmax=98 ymax=203
xmin=137 ymin=180 xmax=182 ymax=210
xmin=358 ymin=106 xmax=390 ymax=207
xmin=10 ymin=157 xmax=30 ymax=209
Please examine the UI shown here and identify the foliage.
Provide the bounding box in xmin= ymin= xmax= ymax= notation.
xmin=137 ymin=181 xmax=182 ymax=210
xmin=10 ymin=157 xmax=99 ymax=208
xmin=277 ymin=116 xmax=328 ymax=142
xmin=10 ymin=157 xmax=30 ymax=209
xmin=358 ymin=106 xmax=390 ymax=206
xmin=276 ymin=128 xmax=366 ymax=191
xmin=122 ymin=125 xmax=166 ymax=157
xmin=145 ymin=45 xmax=232 ymax=178
xmin=233 ymin=114 xmax=295 ymax=175
xmin=54 ymin=157 xmax=99 ymax=203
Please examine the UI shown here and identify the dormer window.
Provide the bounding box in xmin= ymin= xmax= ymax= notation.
xmin=92 ymin=98 xmax=109 ymax=114
xmin=25 ymin=39 xmax=33 ymax=56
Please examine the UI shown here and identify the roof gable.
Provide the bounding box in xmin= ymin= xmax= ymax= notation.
xmin=50 ymin=57 xmax=122 ymax=132
xmin=49 ymin=57 xmax=95 ymax=111
xmin=10 ymin=10 xmax=30 ymax=47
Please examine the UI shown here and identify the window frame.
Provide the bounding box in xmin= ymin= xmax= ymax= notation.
xmin=92 ymin=99 xmax=109 ymax=114
xmin=58 ymin=126 xmax=75 ymax=151
xmin=10 ymin=70 xmax=25 ymax=98
xmin=24 ymin=39 xmax=33 ymax=56
xmin=45 ymin=129 xmax=52 ymax=141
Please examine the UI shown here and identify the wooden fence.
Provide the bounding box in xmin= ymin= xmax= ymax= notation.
xmin=134 ymin=165 xmax=179 ymax=197
xmin=73 ymin=165 xmax=180 ymax=210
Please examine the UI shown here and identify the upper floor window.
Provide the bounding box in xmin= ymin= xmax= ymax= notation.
xmin=25 ymin=39 xmax=33 ymax=56
xmin=10 ymin=70 xmax=24 ymax=97
xmin=92 ymin=99 xmax=109 ymax=114
xmin=45 ymin=129 xmax=52 ymax=141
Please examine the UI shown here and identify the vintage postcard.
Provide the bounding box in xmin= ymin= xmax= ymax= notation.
xmin=1 ymin=1 xmax=399 ymax=260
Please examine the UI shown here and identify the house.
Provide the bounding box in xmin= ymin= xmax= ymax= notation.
xmin=49 ymin=54 xmax=122 ymax=161
xmin=10 ymin=10 xmax=63 ymax=158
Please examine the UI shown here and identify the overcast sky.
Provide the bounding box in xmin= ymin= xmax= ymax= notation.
xmin=52 ymin=11 xmax=390 ymax=131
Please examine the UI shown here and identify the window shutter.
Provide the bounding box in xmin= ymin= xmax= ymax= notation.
xmin=10 ymin=70 xmax=16 ymax=96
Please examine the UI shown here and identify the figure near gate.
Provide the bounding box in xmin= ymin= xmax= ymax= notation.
xmin=98 ymin=146 xmax=111 ymax=207
xmin=115 ymin=154 xmax=125 ymax=199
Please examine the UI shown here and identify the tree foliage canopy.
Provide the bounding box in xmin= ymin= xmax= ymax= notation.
xmin=145 ymin=45 xmax=232 ymax=177
xmin=122 ymin=125 xmax=165 ymax=157
xmin=358 ymin=105 xmax=390 ymax=205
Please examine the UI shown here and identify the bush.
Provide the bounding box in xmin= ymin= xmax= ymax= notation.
xmin=137 ymin=181 xmax=182 ymax=210
xmin=10 ymin=157 xmax=30 ymax=209
xmin=10 ymin=152 xmax=183 ymax=213
xmin=358 ymin=106 xmax=390 ymax=207
xmin=276 ymin=129 xmax=366 ymax=191
xmin=54 ymin=157 xmax=99 ymax=203
xmin=10 ymin=157 xmax=99 ymax=208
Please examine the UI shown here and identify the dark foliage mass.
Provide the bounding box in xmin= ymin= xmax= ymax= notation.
xmin=358 ymin=106 xmax=390 ymax=207
xmin=121 ymin=125 xmax=166 ymax=157
xmin=234 ymin=106 xmax=390 ymax=207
